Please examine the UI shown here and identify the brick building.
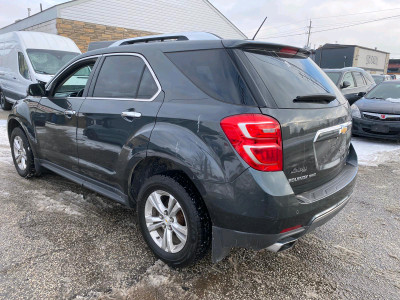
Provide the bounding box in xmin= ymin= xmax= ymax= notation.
xmin=0 ymin=0 xmax=246 ymax=53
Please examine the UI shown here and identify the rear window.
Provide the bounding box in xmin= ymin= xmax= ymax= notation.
xmin=166 ymin=49 xmax=255 ymax=106
xmin=325 ymin=72 xmax=341 ymax=85
xmin=244 ymin=50 xmax=345 ymax=108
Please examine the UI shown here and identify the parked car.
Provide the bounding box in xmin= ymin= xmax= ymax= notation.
xmin=351 ymin=80 xmax=400 ymax=140
xmin=8 ymin=33 xmax=358 ymax=267
xmin=371 ymin=74 xmax=392 ymax=84
xmin=0 ymin=31 xmax=81 ymax=110
xmin=324 ymin=67 xmax=375 ymax=105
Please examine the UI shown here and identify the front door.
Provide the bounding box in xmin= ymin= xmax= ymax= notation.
xmin=77 ymin=54 xmax=163 ymax=193
xmin=35 ymin=57 xmax=99 ymax=171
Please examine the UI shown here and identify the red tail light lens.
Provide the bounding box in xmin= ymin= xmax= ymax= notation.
xmin=220 ymin=114 xmax=283 ymax=171
xmin=279 ymin=47 xmax=298 ymax=56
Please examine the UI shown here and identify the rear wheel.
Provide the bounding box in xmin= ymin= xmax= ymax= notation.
xmin=10 ymin=127 xmax=35 ymax=178
xmin=0 ymin=90 xmax=12 ymax=111
xmin=137 ymin=175 xmax=211 ymax=267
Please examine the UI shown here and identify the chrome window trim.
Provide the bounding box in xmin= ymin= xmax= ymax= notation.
xmin=46 ymin=54 xmax=101 ymax=90
xmin=87 ymin=52 xmax=162 ymax=102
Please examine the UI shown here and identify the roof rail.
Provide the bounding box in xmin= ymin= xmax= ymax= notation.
xmin=109 ymin=32 xmax=221 ymax=47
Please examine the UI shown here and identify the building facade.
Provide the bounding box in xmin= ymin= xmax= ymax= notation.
xmin=314 ymin=44 xmax=390 ymax=74
xmin=0 ymin=0 xmax=246 ymax=53
xmin=388 ymin=59 xmax=400 ymax=75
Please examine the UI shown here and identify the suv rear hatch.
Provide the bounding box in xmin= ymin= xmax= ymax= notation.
xmin=228 ymin=42 xmax=352 ymax=194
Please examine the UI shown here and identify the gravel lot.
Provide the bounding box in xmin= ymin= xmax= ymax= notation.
xmin=0 ymin=109 xmax=399 ymax=300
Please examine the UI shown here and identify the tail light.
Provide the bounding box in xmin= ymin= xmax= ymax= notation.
xmin=220 ymin=114 xmax=282 ymax=171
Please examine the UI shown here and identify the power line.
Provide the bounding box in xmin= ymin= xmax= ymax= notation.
xmin=256 ymin=7 xmax=400 ymax=34
xmin=258 ymin=13 xmax=400 ymax=40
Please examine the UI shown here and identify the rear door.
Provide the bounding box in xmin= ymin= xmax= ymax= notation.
xmin=77 ymin=53 xmax=163 ymax=192
xmin=239 ymin=48 xmax=352 ymax=194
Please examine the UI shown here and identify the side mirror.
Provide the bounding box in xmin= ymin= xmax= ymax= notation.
xmin=358 ymin=92 xmax=366 ymax=98
xmin=27 ymin=83 xmax=46 ymax=97
xmin=341 ymin=81 xmax=351 ymax=89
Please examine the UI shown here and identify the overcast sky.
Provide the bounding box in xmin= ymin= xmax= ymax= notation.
xmin=1 ymin=0 xmax=400 ymax=57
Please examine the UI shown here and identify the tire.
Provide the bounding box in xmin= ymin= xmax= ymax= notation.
xmin=0 ymin=90 xmax=12 ymax=111
xmin=137 ymin=174 xmax=211 ymax=267
xmin=10 ymin=127 xmax=35 ymax=178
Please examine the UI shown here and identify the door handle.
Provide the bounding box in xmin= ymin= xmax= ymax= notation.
xmin=64 ymin=110 xmax=76 ymax=118
xmin=121 ymin=111 xmax=141 ymax=121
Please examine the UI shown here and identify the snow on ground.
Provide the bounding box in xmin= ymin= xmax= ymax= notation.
xmin=352 ymin=136 xmax=400 ymax=166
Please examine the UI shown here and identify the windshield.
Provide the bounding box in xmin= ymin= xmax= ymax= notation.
xmin=366 ymin=82 xmax=400 ymax=99
xmin=26 ymin=49 xmax=80 ymax=75
xmin=372 ymin=75 xmax=384 ymax=84
xmin=244 ymin=50 xmax=345 ymax=108
xmin=325 ymin=72 xmax=341 ymax=85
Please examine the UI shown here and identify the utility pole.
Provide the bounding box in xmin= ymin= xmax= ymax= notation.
xmin=252 ymin=16 xmax=267 ymax=40
xmin=27 ymin=8 xmax=31 ymax=17
xmin=40 ymin=3 xmax=43 ymax=12
xmin=306 ymin=19 xmax=312 ymax=48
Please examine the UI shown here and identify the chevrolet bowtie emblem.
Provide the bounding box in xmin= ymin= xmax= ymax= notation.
xmin=339 ymin=126 xmax=348 ymax=134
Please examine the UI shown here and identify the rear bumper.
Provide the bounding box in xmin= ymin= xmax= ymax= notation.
xmin=352 ymin=117 xmax=400 ymax=140
xmin=210 ymin=144 xmax=358 ymax=262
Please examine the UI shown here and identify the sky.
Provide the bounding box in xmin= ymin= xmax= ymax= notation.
xmin=1 ymin=0 xmax=400 ymax=58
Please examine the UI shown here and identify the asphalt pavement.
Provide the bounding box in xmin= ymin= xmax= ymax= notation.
xmin=0 ymin=109 xmax=399 ymax=300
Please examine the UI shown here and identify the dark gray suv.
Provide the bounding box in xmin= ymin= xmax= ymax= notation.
xmin=8 ymin=33 xmax=358 ymax=267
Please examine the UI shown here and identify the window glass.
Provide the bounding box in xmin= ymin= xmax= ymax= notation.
xmin=18 ymin=52 xmax=30 ymax=80
xmin=353 ymin=72 xmax=365 ymax=87
xmin=324 ymin=72 xmax=341 ymax=85
xmin=166 ymin=49 xmax=255 ymax=105
xmin=26 ymin=49 xmax=79 ymax=75
xmin=54 ymin=62 xmax=94 ymax=98
xmin=366 ymin=82 xmax=400 ymax=99
xmin=244 ymin=50 xmax=343 ymax=108
xmin=342 ymin=72 xmax=355 ymax=88
xmin=137 ymin=67 xmax=158 ymax=99
xmin=93 ymin=56 xmax=145 ymax=98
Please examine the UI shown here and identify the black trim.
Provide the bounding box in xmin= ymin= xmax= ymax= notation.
xmin=39 ymin=159 xmax=129 ymax=205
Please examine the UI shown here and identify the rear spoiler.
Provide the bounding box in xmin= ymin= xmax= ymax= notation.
xmin=222 ymin=40 xmax=310 ymax=57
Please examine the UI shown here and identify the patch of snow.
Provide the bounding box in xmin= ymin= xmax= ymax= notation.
xmin=386 ymin=98 xmax=400 ymax=103
xmin=352 ymin=137 xmax=400 ymax=166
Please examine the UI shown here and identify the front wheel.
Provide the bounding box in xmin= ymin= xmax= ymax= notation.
xmin=137 ymin=175 xmax=211 ymax=267
xmin=10 ymin=127 xmax=35 ymax=178
xmin=0 ymin=90 xmax=12 ymax=111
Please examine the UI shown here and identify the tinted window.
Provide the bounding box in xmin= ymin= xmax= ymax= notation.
xmin=18 ymin=52 xmax=30 ymax=80
xmin=325 ymin=72 xmax=341 ymax=85
xmin=54 ymin=62 xmax=95 ymax=97
xmin=353 ymin=72 xmax=365 ymax=86
xmin=342 ymin=72 xmax=355 ymax=88
xmin=372 ymin=75 xmax=384 ymax=84
xmin=166 ymin=49 xmax=255 ymax=105
xmin=93 ymin=56 xmax=145 ymax=98
xmin=244 ymin=50 xmax=344 ymax=108
xmin=137 ymin=67 xmax=158 ymax=99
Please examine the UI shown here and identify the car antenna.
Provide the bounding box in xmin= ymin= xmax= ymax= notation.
xmin=252 ymin=16 xmax=267 ymax=40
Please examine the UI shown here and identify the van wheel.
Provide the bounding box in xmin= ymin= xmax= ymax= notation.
xmin=137 ymin=175 xmax=211 ymax=267
xmin=10 ymin=127 xmax=35 ymax=178
xmin=0 ymin=90 xmax=12 ymax=111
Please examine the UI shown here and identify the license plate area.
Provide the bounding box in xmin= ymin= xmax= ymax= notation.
xmin=313 ymin=122 xmax=351 ymax=171
xmin=371 ymin=124 xmax=389 ymax=133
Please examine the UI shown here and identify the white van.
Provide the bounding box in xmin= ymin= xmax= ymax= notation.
xmin=0 ymin=31 xmax=81 ymax=110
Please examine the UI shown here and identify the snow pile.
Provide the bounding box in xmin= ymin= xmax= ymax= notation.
xmin=386 ymin=98 xmax=400 ymax=103
xmin=352 ymin=137 xmax=400 ymax=166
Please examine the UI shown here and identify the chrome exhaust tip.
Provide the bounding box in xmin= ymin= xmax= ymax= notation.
xmin=266 ymin=239 xmax=297 ymax=253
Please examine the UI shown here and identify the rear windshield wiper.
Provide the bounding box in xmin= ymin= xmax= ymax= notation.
xmin=293 ymin=93 xmax=336 ymax=104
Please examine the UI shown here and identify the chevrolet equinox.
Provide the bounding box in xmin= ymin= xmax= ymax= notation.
xmin=7 ymin=32 xmax=358 ymax=267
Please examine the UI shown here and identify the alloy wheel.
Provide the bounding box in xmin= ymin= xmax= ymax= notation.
xmin=144 ymin=190 xmax=188 ymax=253
xmin=13 ymin=136 xmax=27 ymax=171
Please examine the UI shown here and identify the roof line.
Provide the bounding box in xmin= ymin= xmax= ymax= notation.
xmin=203 ymin=0 xmax=247 ymax=39
xmin=321 ymin=43 xmax=390 ymax=54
